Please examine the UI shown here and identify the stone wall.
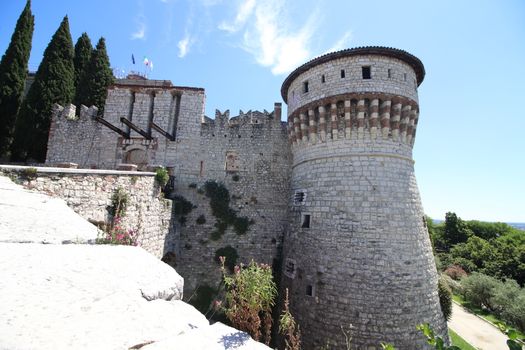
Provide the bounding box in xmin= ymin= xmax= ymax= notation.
xmin=172 ymin=107 xmax=292 ymax=295
xmin=1 ymin=166 xmax=173 ymax=259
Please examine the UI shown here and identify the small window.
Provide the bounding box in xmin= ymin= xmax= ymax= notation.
xmin=306 ymin=285 xmax=314 ymax=297
xmin=293 ymin=190 xmax=306 ymax=205
xmin=387 ymin=69 xmax=392 ymax=79
xmin=362 ymin=66 xmax=371 ymax=79
xmin=403 ymin=73 xmax=407 ymax=81
xmin=303 ymin=81 xmax=309 ymax=93
xmin=340 ymin=69 xmax=345 ymax=78
xmin=284 ymin=258 xmax=297 ymax=279
xmin=301 ymin=214 xmax=311 ymax=228
xmin=321 ymin=74 xmax=326 ymax=83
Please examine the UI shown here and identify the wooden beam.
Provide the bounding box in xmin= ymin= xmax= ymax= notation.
xmin=120 ymin=118 xmax=152 ymax=140
xmin=150 ymin=121 xmax=175 ymax=141
xmin=95 ymin=117 xmax=129 ymax=139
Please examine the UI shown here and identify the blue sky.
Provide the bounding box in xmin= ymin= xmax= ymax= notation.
xmin=1 ymin=0 xmax=524 ymax=222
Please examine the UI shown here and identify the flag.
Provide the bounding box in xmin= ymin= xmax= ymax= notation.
xmin=143 ymin=56 xmax=149 ymax=66
xmin=149 ymin=61 xmax=153 ymax=71
xmin=132 ymin=54 xmax=135 ymax=65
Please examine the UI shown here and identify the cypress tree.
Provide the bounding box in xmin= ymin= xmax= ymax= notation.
xmin=11 ymin=16 xmax=75 ymax=162
xmin=73 ymin=32 xmax=92 ymax=92
xmin=75 ymin=37 xmax=113 ymax=115
xmin=0 ymin=0 xmax=34 ymax=160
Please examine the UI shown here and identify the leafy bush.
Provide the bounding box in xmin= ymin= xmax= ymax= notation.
xmin=214 ymin=245 xmax=239 ymax=272
xmin=438 ymin=276 xmax=453 ymax=321
xmin=444 ymin=265 xmax=467 ymax=280
xmin=154 ymin=167 xmax=169 ymax=187
xmin=220 ymin=259 xmax=277 ymax=345
xmin=461 ymin=272 xmax=499 ymax=310
xmin=492 ymin=280 xmax=525 ymax=331
xmin=108 ymin=187 xmax=129 ymax=217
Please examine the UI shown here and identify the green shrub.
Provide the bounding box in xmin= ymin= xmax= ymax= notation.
xmin=108 ymin=187 xmax=129 ymax=217
xmin=220 ymin=260 xmax=277 ymax=345
xmin=461 ymin=272 xmax=499 ymax=310
xmin=20 ymin=167 xmax=38 ymax=180
xmin=155 ymin=167 xmax=169 ymax=187
xmin=196 ymin=214 xmax=206 ymax=225
xmin=438 ymin=276 xmax=453 ymax=321
xmin=492 ymin=279 xmax=525 ymax=331
xmin=215 ymin=245 xmax=239 ymax=272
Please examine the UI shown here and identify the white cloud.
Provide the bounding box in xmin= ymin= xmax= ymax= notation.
xmin=219 ymin=0 xmax=319 ymax=75
xmin=326 ymin=31 xmax=352 ymax=53
xmin=218 ymin=0 xmax=256 ymax=33
xmin=131 ymin=21 xmax=146 ymax=40
xmin=177 ymin=33 xmax=193 ymax=58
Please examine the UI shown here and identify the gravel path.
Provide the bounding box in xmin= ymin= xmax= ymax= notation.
xmin=448 ymin=302 xmax=509 ymax=350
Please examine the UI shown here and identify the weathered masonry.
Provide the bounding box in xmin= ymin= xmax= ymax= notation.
xmin=280 ymin=47 xmax=446 ymax=349
xmin=45 ymin=46 xmax=446 ymax=349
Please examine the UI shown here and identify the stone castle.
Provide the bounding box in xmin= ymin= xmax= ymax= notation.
xmin=45 ymin=47 xmax=446 ymax=349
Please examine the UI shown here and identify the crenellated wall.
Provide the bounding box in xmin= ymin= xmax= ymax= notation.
xmin=173 ymin=105 xmax=291 ymax=294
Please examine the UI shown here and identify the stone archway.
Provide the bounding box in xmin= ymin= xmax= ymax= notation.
xmin=124 ymin=149 xmax=148 ymax=171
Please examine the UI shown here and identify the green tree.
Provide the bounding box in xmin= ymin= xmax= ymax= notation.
xmin=11 ymin=16 xmax=75 ymax=162
xmin=443 ymin=212 xmax=472 ymax=248
xmin=72 ymin=32 xmax=92 ymax=93
xmin=0 ymin=0 xmax=34 ymax=160
xmin=74 ymin=37 xmax=113 ymax=115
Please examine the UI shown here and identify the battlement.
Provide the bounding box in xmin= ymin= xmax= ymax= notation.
xmin=52 ymin=103 xmax=99 ymax=121
xmin=202 ymin=103 xmax=282 ymax=130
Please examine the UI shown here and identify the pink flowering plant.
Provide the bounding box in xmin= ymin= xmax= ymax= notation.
xmin=97 ymin=216 xmax=138 ymax=246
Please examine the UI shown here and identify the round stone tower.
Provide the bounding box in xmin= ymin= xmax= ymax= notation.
xmin=280 ymin=47 xmax=447 ymax=349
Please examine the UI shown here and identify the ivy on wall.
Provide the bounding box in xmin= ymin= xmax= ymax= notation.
xmin=203 ymin=180 xmax=254 ymax=240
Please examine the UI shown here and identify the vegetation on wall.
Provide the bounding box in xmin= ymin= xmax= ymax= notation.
xmin=154 ymin=167 xmax=169 ymax=188
xmin=98 ymin=187 xmax=137 ymax=246
xmin=214 ymin=245 xmax=239 ymax=272
xmin=204 ymin=180 xmax=254 ymax=240
xmin=173 ymin=195 xmax=194 ymax=225
xmin=0 ymin=0 xmax=34 ymax=160
xmin=196 ymin=214 xmax=206 ymax=225
xmin=108 ymin=187 xmax=128 ymax=218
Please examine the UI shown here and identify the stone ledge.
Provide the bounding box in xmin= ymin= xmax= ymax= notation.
xmin=0 ymin=164 xmax=155 ymax=176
